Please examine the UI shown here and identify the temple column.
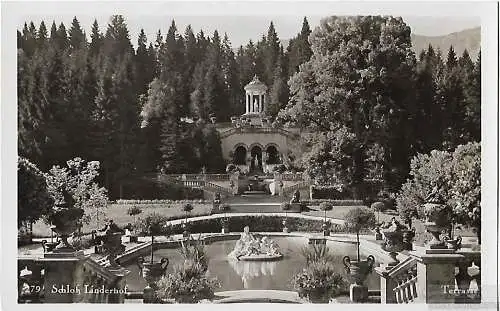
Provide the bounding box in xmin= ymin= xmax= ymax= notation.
xmin=246 ymin=94 xmax=249 ymax=114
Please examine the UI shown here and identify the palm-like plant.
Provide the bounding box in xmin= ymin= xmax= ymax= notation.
xmin=300 ymin=243 xmax=335 ymax=264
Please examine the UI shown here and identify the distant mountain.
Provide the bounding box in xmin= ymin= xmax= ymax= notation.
xmin=411 ymin=27 xmax=480 ymax=60
xmin=279 ymin=27 xmax=480 ymax=61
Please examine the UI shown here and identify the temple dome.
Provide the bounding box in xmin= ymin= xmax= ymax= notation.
xmin=244 ymin=75 xmax=268 ymax=92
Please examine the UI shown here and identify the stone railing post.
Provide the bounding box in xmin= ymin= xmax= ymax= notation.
xmin=408 ymin=250 xmax=465 ymax=303
xmin=374 ymin=267 xmax=399 ymax=303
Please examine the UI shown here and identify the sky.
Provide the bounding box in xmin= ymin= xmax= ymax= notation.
xmin=20 ymin=15 xmax=480 ymax=49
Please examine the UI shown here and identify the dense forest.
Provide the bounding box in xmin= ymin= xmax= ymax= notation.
xmin=18 ymin=15 xmax=480 ymax=199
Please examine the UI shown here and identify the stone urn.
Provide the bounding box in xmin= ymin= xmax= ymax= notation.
xmin=423 ymin=202 xmax=452 ymax=250
xmin=444 ymin=235 xmax=462 ymax=250
xmin=137 ymin=257 xmax=169 ymax=290
xmin=374 ymin=226 xmax=383 ymax=240
xmin=282 ymin=219 xmax=289 ymax=233
xmin=343 ymin=255 xmax=375 ymax=285
xmin=322 ymin=222 xmax=330 ymax=236
xmin=221 ymin=218 xmax=230 ymax=234
xmin=49 ymin=207 xmax=84 ymax=252
xmin=343 ymin=255 xmax=375 ymax=302
xmin=381 ymin=230 xmax=405 ymax=267
xmin=182 ymin=223 xmax=190 ymax=238
xmin=102 ymin=231 xmax=126 ymax=268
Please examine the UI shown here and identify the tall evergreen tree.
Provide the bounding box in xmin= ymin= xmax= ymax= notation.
xmin=69 ymin=16 xmax=86 ymax=50
xmin=287 ymin=17 xmax=312 ymax=76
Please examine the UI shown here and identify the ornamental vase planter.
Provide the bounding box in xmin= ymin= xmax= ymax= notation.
xmin=343 ymin=255 xmax=375 ymax=286
xmin=343 ymin=255 xmax=375 ymax=302
xmin=137 ymin=257 xmax=169 ymax=290
xmin=102 ymin=231 xmax=126 ymax=267
xmin=49 ymin=207 xmax=84 ymax=252
xmin=445 ymin=236 xmax=462 ymax=250
xmin=381 ymin=230 xmax=405 ymax=267
xmin=322 ymin=223 xmax=330 ymax=236
xmin=306 ymin=291 xmax=332 ymax=304
xmin=422 ymin=202 xmax=452 ymax=250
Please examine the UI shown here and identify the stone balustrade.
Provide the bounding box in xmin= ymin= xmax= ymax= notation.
xmin=18 ymin=251 xmax=129 ymax=304
xmin=376 ymin=248 xmax=481 ymax=304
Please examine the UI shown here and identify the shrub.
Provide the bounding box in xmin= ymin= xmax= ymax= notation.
xmin=127 ymin=206 xmax=143 ymax=217
xmin=310 ymin=185 xmax=352 ymax=200
xmin=300 ymin=243 xmax=335 ymax=264
xmin=281 ymin=202 xmax=291 ymax=211
xmin=179 ymin=236 xmax=208 ymax=272
xmin=344 ymin=207 xmax=376 ymax=261
xmin=183 ymin=203 xmax=194 ymax=213
xmin=168 ymin=216 xmax=344 ymax=235
xmin=273 ymin=164 xmax=287 ymax=173
xmin=370 ymin=201 xmax=385 ymax=212
xmin=117 ymin=179 xmax=204 ymax=201
xmin=226 ymin=164 xmax=240 ymax=173
xmin=290 ymin=261 xmax=346 ymax=302
xmin=70 ymin=234 xmax=95 ymax=250
xmin=302 ymin=199 xmax=364 ymax=206
xmin=220 ymin=203 xmax=231 ymax=212
xmin=319 ymin=202 xmax=333 ymax=211
xmin=156 ymin=260 xmax=221 ymax=303
xmin=133 ymin=213 xmax=171 ymax=235
xmin=18 ymin=156 xmax=53 ymax=227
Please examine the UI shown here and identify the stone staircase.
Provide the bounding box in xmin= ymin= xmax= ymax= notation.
xmin=224 ymin=193 xmax=283 ymax=213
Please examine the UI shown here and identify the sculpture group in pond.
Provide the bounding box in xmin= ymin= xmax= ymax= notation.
xmin=228 ymin=226 xmax=282 ymax=261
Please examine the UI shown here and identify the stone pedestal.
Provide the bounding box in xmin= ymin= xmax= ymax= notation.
xmin=408 ymin=250 xmax=465 ymax=303
xmin=350 ymin=284 xmax=368 ymax=302
xmin=143 ymin=286 xmax=156 ymax=303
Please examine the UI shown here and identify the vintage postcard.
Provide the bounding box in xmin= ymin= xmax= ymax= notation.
xmin=1 ymin=1 xmax=498 ymax=310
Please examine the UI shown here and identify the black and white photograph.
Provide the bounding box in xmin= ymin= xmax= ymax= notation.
xmin=1 ymin=0 xmax=499 ymax=308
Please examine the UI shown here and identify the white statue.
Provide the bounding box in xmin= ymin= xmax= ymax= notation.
xmin=228 ymin=226 xmax=282 ymax=260
xmin=253 ymin=98 xmax=259 ymax=113
xmin=254 ymin=156 xmax=259 ymax=168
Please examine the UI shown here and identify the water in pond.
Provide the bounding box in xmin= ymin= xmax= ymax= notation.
xmin=123 ymin=237 xmax=380 ymax=292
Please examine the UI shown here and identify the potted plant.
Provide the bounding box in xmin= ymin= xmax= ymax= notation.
xmin=157 ymin=238 xmax=220 ymax=303
xmin=291 ymin=244 xmax=346 ymax=303
xmin=342 ymin=207 xmax=377 ymax=302
xmin=319 ymin=202 xmax=333 ymax=235
xmin=127 ymin=206 xmax=143 ymax=242
xmin=182 ymin=203 xmax=193 ymax=237
xmin=220 ymin=204 xmax=231 ymax=233
xmin=371 ymin=201 xmax=385 ymax=240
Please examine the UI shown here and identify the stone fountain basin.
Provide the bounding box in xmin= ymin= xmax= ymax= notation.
xmin=236 ymin=254 xmax=283 ymax=261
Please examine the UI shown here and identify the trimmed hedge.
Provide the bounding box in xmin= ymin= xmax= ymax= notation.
xmin=303 ymin=199 xmax=364 ymax=206
xmin=169 ymin=216 xmax=344 ymax=235
xmin=116 ymin=178 xmax=204 ymax=201
xmin=310 ymin=186 xmax=352 ymax=200
xmin=114 ymin=199 xmax=207 ymax=205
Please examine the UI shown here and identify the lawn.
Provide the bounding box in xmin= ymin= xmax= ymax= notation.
xmin=31 ymin=203 xmax=213 ymax=237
